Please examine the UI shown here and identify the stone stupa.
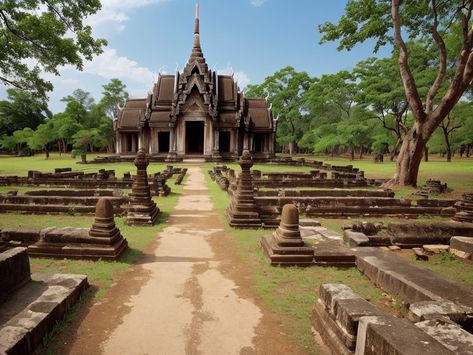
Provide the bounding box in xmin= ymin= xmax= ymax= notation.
xmin=261 ymin=204 xmax=314 ymax=266
xmin=125 ymin=148 xmax=160 ymax=225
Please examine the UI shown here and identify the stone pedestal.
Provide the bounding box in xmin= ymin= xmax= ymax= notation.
xmin=125 ymin=148 xmax=160 ymax=225
xmin=261 ymin=204 xmax=314 ymax=266
xmin=27 ymin=198 xmax=128 ymax=260
xmin=453 ymin=193 xmax=473 ymax=223
xmin=226 ymin=150 xmax=262 ymax=228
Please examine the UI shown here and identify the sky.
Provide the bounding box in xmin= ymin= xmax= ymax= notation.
xmin=4 ymin=0 xmax=392 ymax=113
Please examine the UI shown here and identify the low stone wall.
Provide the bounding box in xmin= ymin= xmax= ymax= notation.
xmin=256 ymin=189 xmax=394 ymax=198
xmin=0 ymin=247 xmax=31 ymax=300
xmin=0 ymin=195 xmax=128 ymax=215
xmin=25 ymin=189 xmax=117 ymax=197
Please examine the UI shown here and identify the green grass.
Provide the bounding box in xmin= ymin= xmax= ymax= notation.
xmin=0 ymin=152 xmax=188 ymax=177
xmin=279 ymin=154 xmax=473 ymax=199
xmin=204 ymin=169 xmax=397 ymax=354
xmin=413 ymin=252 xmax=473 ymax=286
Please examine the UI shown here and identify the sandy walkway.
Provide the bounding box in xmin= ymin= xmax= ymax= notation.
xmin=102 ymin=166 xmax=262 ymax=354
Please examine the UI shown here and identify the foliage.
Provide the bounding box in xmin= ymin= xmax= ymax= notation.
xmin=0 ymin=88 xmax=51 ymax=136
xmin=246 ymin=66 xmax=314 ymax=153
xmin=101 ymin=79 xmax=129 ymax=118
xmin=0 ymin=0 xmax=107 ymax=101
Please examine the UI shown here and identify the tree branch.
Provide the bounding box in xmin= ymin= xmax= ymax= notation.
xmin=426 ymin=0 xmax=447 ymax=114
xmin=0 ymin=9 xmax=48 ymax=52
xmin=391 ymin=0 xmax=426 ymax=121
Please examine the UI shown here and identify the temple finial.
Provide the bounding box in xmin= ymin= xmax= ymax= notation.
xmin=195 ymin=1 xmax=199 ymax=21
xmin=194 ymin=1 xmax=200 ymax=35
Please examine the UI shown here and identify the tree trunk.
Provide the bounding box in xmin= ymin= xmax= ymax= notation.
xmin=423 ymin=146 xmax=429 ymax=162
xmin=81 ymin=154 xmax=87 ymax=164
xmin=288 ymin=141 xmax=295 ymax=155
xmin=393 ymin=124 xmax=426 ymax=187
xmin=44 ymin=146 xmax=49 ymax=160
xmin=350 ymin=146 xmax=355 ymax=161
xmin=442 ymin=126 xmax=452 ymax=162
xmin=390 ymin=137 xmax=401 ymax=161
xmin=359 ymin=147 xmax=363 ymax=159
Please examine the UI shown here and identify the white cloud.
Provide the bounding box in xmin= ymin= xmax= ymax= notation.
xmin=83 ymin=48 xmax=157 ymax=86
xmin=250 ymin=0 xmax=267 ymax=7
xmin=87 ymin=0 xmax=168 ymax=29
xmin=217 ymin=67 xmax=251 ymax=89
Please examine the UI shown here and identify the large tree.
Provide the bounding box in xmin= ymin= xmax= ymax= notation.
xmin=0 ymin=88 xmax=51 ymax=136
xmin=245 ymin=66 xmax=314 ymax=154
xmin=0 ymin=0 xmax=107 ymax=101
xmin=100 ymin=78 xmax=129 ymax=118
xmin=320 ymin=0 xmax=473 ymax=186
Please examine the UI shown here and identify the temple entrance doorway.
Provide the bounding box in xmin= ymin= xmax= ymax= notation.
xmin=185 ymin=121 xmax=204 ymax=154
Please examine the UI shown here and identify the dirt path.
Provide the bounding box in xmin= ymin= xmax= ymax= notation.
xmin=63 ymin=166 xmax=305 ymax=355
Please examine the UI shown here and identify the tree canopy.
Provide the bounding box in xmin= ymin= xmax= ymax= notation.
xmin=0 ymin=0 xmax=107 ymax=101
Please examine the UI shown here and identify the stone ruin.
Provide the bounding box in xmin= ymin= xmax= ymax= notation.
xmin=125 ymin=148 xmax=160 ymax=225
xmin=0 ymin=247 xmax=87 ymax=354
xmin=151 ymin=172 xmax=171 ymax=196
xmin=1 ymin=198 xmax=128 ymax=260
xmin=413 ymin=179 xmax=448 ymax=197
xmin=226 ymin=150 xmax=262 ymax=228
xmin=174 ymin=168 xmax=188 ymax=185
xmin=261 ymin=204 xmax=314 ymax=266
xmin=0 ymin=189 xmax=128 ymax=215
xmin=453 ymin=192 xmax=473 ymax=223
xmin=312 ymin=283 xmax=473 ymax=354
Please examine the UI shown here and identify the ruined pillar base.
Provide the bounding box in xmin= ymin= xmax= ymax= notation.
xmin=125 ymin=203 xmax=160 ymax=226
xmin=165 ymin=152 xmax=181 ymax=162
xmin=260 ymin=235 xmax=314 ymax=266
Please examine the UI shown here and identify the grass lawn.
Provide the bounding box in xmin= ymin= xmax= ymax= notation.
xmin=280 ymin=154 xmax=473 ymax=199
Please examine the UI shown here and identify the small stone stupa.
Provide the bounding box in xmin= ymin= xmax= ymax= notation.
xmin=261 ymin=204 xmax=314 ymax=266
xmin=28 ymin=198 xmax=128 ymax=260
xmin=226 ymin=150 xmax=262 ymax=228
xmin=453 ymin=193 xmax=473 ymax=223
xmin=126 ymin=148 xmax=160 ymax=225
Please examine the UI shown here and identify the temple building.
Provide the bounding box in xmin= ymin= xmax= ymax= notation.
xmin=114 ymin=3 xmax=276 ymax=161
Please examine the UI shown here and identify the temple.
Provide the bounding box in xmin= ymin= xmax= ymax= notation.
xmin=114 ymin=3 xmax=277 ymax=161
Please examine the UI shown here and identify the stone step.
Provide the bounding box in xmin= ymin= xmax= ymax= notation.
xmin=0 ymin=272 xmax=88 ymax=354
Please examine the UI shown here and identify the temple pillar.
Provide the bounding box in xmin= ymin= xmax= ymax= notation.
xmin=116 ymin=132 xmax=121 ymax=153
xmin=243 ymin=131 xmax=249 ymax=151
xmin=234 ymin=129 xmax=239 ymax=156
xmin=131 ymin=134 xmax=137 ymax=153
xmin=166 ymin=126 xmax=178 ymax=162
xmin=211 ymin=124 xmax=221 ymax=161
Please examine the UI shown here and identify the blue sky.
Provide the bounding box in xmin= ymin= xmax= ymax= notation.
xmin=11 ymin=0 xmax=392 ymax=113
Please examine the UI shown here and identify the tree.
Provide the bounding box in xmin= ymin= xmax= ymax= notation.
xmin=12 ymin=127 xmax=34 ymax=153
xmin=304 ymin=71 xmax=360 ymax=159
xmin=0 ymin=0 xmax=107 ymax=101
xmin=0 ymin=88 xmax=51 ymax=136
xmin=245 ymin=66 xmax=314 ymax=154
xmin=100 ymin=79 xmax=129 ymax=118
xmin=72 ymin=128 xmax=106 ymax=163
xmin=320 ymin=0 xmax=473 ymax=186
xmin=28 ymin=121 xmax=57 ymax=159
xmin=354 ymin=56 xmax=409 ymax=160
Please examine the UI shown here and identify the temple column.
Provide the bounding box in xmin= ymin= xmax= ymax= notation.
xmin=234 ymin=129 xmax=239 ymax=155
xmin=116 ymin=132 xmax=121 ymax=153
xmin=211 ymin=124 xmax=222 ymax=161
xmin=166 ymin=126 xmax=178 ymax=162
xmin=243 ymin=131 xmax=249 ymax=151
xmin=131 ymin=134 xmax=137 ymax=153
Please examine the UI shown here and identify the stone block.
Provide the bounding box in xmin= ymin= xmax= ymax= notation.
xmin=355 ymin=315 xmax=454 ymax=354
xmin=450 ymin=236 xmax=473 ymax=260
xmin=0 ymin=248 xmax=31 ymax=300
xmin=343 ymin=230 xmax=370 ymax=247
xmin=415 ymin=318 xmax=473 ymax=354
xmin=408 ymin=300 xmax=473 ymax=323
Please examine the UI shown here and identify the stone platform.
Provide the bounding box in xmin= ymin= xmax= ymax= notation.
xmin=0 ymin=248 xmax=88 ymax=354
